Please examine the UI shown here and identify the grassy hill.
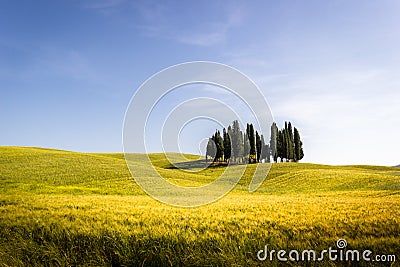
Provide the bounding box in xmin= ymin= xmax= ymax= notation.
xmin=0 ymin=146 xmax=399 ymax=266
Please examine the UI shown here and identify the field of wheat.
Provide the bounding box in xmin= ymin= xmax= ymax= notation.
xmin=0 ymin=146 xmax=399 ymax=266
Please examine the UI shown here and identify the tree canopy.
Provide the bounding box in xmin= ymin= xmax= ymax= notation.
xmin=206 ymin=120 xmax=304 ymax=164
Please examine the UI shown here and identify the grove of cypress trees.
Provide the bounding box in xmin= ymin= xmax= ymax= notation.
xmin=206 ymin=121 xmax=304 ymax=165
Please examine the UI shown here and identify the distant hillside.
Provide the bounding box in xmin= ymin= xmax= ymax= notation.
xmin=1 ymin=146 xmax=400 ymax=195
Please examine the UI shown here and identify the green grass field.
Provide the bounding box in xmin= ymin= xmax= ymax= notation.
xmin=0 ymin=146 xmax=399 ymax=266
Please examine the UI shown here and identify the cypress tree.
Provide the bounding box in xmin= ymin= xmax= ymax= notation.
xmin=287 ymin=122 xmax=294 ymax=161
xmin=223 ymin=128 xmax=231 ymax=162
xmin=270 ymin=122 xmax=278 ymax=162
xmin=206 ymin=138 xmax=216 ymax=162
xmin=231 ymin=121 xmax=239 ymax=162
xmin=215 ymin=130 xmax=224 ymax=162
xmin=300 ymin=144 xmax=304 ymax=161
xmin=243 ymin=131 xmax=250 ymax=163
xmin=212 ymin=132 xmax=216 ymax=162
xmin=256 ymin=131 xmax=261 ymax=162
xmin=249 ymin=124 xmax=256 ymax=163
xmin=284 ymin=122 xmax=289 ymax=162
xmin=278 ymin=129 xmax=285 ymax=162
xmin=265 ymin=144 xmax=270 ymax=163
xmin=231 ymin=120 xmax=243 ymax=163
xmin=260 ymin=134 xmax=265 ymax=160
xmin=245 ymin=124 xmax=250 ymax=162
xmin=260 ymin=134 xmax=268 ymax=162
xmin=294 ymin=127 xmax=304 ymax=162
xmin=238 ymin=130 xmax=244 ymax=164
xmin=227 ymin=125 xmax=233 ymax=162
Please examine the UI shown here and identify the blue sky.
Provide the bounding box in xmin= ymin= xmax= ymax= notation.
xmin=1 ymin=0 xmax=399 ymax=165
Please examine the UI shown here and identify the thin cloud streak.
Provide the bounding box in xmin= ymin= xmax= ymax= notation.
xmin=82 ymin=0 xmax=125 ymax=10
xmin=133 ymin=2 xmax=245 ymax=46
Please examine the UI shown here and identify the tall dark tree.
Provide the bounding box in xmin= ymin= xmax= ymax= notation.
xmin=277 ymin=129 xmax=286 ymax=162
xmin=294 ymin=127 xmax=304 ymax=162
xmin=227 ymin=125 xmax=233 ymax=137
xmin=260 ymin=134 xmax=265 ymax=160
xmin=231 ymin=120 xmax=243 ymax=163
xmin=223 ymin=128 xmax=231 ymax=162
xmin=256 ymin=131 xmax=261 ymax=162
xmin=270 ymin=122 xmax=279 ymax=162
xmin=244 ymin=124 xmax=250 ymax=162
xmin=238 ymin=130 xmax=244 ymax=163
xmin=214 ymin=130 xmax=224 ymax=162
xmin=287 ymin=122 xmax=295 ymax=161
xmin=265 ymin=144 xmax=271 ymax=163
xmin=206 ymin=138 xmax=216 ymax=162
xmin=260 ymin=134 xmax=269 ymax=162
xmin=227 ymin=125 xmax=233 ymax=161
xmin=243 ymin=131 xmax=250 ymax=163
xmin=248 ymin=124 xmax=256 ymax=163
xmin=283 ymin=122 xmax=289 ymax=162
xmin=211 ymin=133 xmax=216 ymax=162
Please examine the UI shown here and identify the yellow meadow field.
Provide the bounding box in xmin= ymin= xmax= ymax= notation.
xmin=0 ymin=147 xmax=399 ymax=266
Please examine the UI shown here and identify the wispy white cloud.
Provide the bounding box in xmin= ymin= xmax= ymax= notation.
xmin=79 ymin=0 xmax=128 ymax=16
xmin=28 ymin=49 xmax=97 ymax=82
xmin=134 ymin=1 xmax=167 ymax=22
xmin=199 ymin=84 xmax=231 ymax=95
xmin=133 ymin=2 xmax=245 ymax=46
xmin=176 ymin=32 xmax=226 ymax=47
xmin=175 ymin=4 xmax=244 ymax=46
xmin=81 ymin=1 xmax=245 ymax=47
xmin=82 ymin=0 xmax=125 ymax=10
